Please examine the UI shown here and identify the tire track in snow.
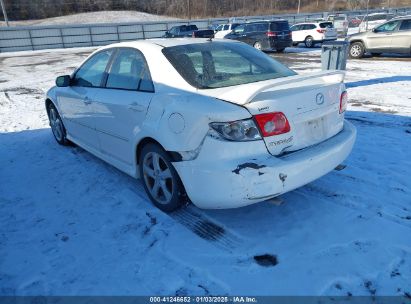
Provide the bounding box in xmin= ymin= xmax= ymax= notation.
xmin=172 ymin=206 xmax=243 ymax=253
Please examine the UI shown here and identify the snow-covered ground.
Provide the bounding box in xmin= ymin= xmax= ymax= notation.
xmin=0 ymin=46 xmax=411 ymax=296
xmin=0 ymin=11 xmax=179 ymax=27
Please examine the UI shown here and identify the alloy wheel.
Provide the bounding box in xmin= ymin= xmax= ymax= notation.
xmin=142 ymin=152 xmax=174 ymax=205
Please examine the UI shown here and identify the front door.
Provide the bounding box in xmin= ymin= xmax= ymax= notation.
xmin=367 ymin=20 xmax=401 ymax=52
xmin=59 ymin=49 xmax=114 ymax=150
xmin=92 ymin=48 xmax=154 ymax=165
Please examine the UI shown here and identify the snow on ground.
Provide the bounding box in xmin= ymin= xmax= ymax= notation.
xmin=0 ymin=11 xmax=179 ymax=27
xmin=0 ymin=45 xmax=411 ymax=296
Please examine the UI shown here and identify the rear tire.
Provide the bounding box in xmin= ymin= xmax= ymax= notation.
xmin=139 ymin=143 xmax=185 ymax=212
xmin=304 ymin=36 xmax=314 ymax=48
xmin=47 ymin=103 xmax=70 ymax=146
xmin=349 ymin=42 xmax=365 ymax=59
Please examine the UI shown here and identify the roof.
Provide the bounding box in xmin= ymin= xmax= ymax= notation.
xmin=97 ymin=38 xmax=241 ymax=51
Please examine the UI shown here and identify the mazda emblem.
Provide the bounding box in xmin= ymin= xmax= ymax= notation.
xmin=316 ymin=93 xmax=325 ymax=105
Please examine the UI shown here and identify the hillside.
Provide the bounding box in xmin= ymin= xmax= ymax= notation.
xmin=0 ymin=10 xmax=179 ymax=27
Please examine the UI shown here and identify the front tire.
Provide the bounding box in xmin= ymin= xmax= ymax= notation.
xmin=139 ymin=143 xmax=185 ymax=212
xmin=304 ymin=36 xmax=314 ymax=48
xmin=48 ymin=103 xmax=70 ymax=146
xmin=349 ymin=42 xmax=365 ymax=59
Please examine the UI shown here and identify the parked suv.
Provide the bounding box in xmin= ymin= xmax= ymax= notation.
xmin=224 ymin=20 xmax=292 ymax=52
xmin=348 ymin=16 xmax=411 ymax=58
xmin=214 ymin=23 xmax=242 ymax=38
xmin=327 ymin=14 xmax=349 ymax=36
xmin=290 ymin=22 xmax=337 ymax=48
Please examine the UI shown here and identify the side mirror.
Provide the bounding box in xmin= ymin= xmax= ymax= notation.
xmin=56 ymin=75 xmax=71 ymax=87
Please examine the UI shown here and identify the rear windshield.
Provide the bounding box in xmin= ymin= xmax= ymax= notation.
xmin=270 ymin=21 xmax=290 ymax=31
xmin=162 ymin=42 xmax=296 ymax=89
xmin=320 ymin=22 xmax=334 ymax=28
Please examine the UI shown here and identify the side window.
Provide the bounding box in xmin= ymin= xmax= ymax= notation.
xmin=169 ymin=27 xmax=177 ymax=35
xmin=291 ymin=25 xmax=301 ymax=31
xmin=308 ymin=24 xmax=316 ymax=30
xmin=73 ymin=50 xmax=112 ymax=87
xmin=234 ymin=24 xmax=245 ymax=34
xmin=399 ymin=20 xmax=411 ymax=31
xmin=257 ymin=23 xmax=268 ymax=32
xmin=223 ymin=25 xmax=230 ymax=30
xmin=375 ymin=20 xmax=400 ymax=32
xmin=106 ymin=49 xmax=154 ymax=92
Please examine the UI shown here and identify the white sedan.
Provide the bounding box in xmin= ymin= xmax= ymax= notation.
xmin=46 ymin=38 xmax=356 ymax=212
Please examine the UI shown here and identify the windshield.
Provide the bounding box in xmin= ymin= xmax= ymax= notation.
xmin=162 ymin=42 xmax=296 ymax=89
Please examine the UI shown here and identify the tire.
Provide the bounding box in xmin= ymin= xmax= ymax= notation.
xmin=276 ymin=48 xmax=285 ymax=53
xmin=139 ymin=143 xmax=185 ymax=212
xmin=304 ymin=36 xmax=314 ymax=48
xmin=253 ymin=41 xmax=262 ymax=51
xmin=47 ymin=103 xmax=70 ymax=146
xmin=349 ymin=42 xmax=365 ymax=59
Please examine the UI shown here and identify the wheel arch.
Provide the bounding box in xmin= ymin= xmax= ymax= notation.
xmin=349 ymin=39 xmax=367 ymax=50
xmin=45 ymin=98 xmax=56 ymax=117
xmin=135 ymin=137 xmax=182 ymax=166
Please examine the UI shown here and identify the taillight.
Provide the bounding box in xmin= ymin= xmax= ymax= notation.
xmin=266 ymin=31 xmax=277 ymax=37
xmin=254 ymin=112 xmax=290 ymax=137
xmin=317 ymin=29 xmax=326 ymax=33
xmin=340 ymin=91 xmax=348 ymax=114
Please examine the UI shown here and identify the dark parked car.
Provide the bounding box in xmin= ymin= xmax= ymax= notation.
xmin=224 ymin=20 xmax=292 ymax=52
xmin=163 ymin=25 xmax=199 ymax=38
xmin=191 ymin=29 xmax=215 ymax=38
xmin=163 ymin=25 xmax=214 ymax=38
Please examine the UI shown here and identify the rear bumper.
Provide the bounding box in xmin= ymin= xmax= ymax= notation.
xmin=174 ymin=120 xmax=356 ymax=209
xmin=265 ymin=38 xmax=292 ymax=50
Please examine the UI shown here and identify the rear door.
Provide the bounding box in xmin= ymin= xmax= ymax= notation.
xmin=92 ymin=48 xmax=154 ymax=164
xmin=390 ymin=19 xmax=411 ymax=54
xmin=58 ymin=49 xmax=114 ymax=150
xmin=290 ymin=24 xmax=303 ymax=42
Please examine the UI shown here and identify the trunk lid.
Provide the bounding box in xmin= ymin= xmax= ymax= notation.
xmin=201 ymin=71 xmax=346 ymax=156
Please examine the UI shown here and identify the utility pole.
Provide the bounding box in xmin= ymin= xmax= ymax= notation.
xmin=365 ymin=0 xmax=370 ymax=31
xmin=0 ymin=0 xmax=9 ymax=27
xmin=297 ymin=0 xmax=301 ymax=14
xmin=187 ymin=0 xmax=191 ymax=20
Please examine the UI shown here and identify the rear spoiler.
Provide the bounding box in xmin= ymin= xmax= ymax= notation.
xmin=246 ymin=70 xmax=345 ymax=104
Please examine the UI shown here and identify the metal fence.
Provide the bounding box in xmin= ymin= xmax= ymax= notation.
xmin=0 ymin=6 xmax=410 ymax=53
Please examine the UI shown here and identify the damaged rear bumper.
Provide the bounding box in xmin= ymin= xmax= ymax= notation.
xmin=173 ymin=120 xmax=356 ymax=209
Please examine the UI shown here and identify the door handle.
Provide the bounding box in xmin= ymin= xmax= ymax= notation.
xmin=128 ymin=102 xmax=145 ymax=112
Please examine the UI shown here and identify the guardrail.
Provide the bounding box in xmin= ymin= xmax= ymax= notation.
xmin=0 ymin=6 xmax=410 ymax=53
